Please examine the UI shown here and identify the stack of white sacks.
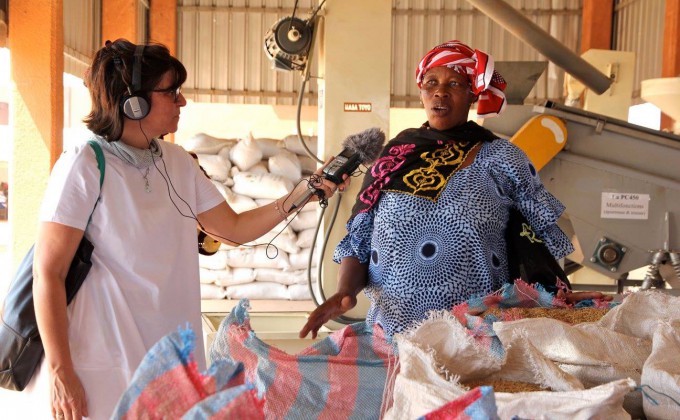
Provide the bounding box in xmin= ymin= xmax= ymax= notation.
xmin=183 ymin=132 xmax=323 ymax=301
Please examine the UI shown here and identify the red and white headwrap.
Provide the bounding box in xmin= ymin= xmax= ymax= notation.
xmin=416 ymin=40 xmax=507 ymax=118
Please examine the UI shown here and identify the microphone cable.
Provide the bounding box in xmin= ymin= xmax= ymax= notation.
xmin=306 ymin=192 xmax=365 ymax=324
xmin=292 ymin=50 xmax=367 ymax=323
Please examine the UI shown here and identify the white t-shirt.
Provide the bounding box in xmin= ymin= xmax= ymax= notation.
xmin=14 ymin=138 xmax=224 ymax=419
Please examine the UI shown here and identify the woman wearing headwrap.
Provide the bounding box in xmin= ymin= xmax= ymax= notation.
xmin=300 ymin=40 xmax=607 ymax=340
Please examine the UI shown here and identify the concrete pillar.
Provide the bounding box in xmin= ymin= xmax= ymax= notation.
xmin=661 ymin=0 xmax=680 ymax=131
xmin=102 ymin=0 xmax=139 ymax=44
xmin=317 ymin=0 xmax=391 ymax=319
xmin=8 ymin=0 xmax=63 ymax=269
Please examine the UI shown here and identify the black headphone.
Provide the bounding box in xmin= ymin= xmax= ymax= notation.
xmin=112 ymin=44 xmax=150 ymax=120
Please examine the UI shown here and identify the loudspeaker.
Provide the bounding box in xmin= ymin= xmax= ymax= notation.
xmin=114 ymin=44 xmax=150 ymax=120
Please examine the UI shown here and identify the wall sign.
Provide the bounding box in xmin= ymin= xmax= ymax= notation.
xmin=601 ymin=192 xmax=650 ymax=219
xmin=344 ymin=102 xmax=372 ymax=112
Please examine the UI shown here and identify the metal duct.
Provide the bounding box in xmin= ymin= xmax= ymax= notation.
xmin=466 ymin=0 xmax=613 ymax=95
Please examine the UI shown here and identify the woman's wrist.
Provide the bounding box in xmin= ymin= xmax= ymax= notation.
xmin=273 ymin=198 xmax=289 ymax=220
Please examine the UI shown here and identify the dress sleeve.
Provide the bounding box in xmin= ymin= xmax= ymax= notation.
xmin=332 ymin=210 xmax=375 ymax=264
xmin=489 ymin=140 xmax=575 ymax=259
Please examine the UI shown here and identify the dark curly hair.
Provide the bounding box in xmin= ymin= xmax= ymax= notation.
xmin=83 ymin=38 xmax=187 ymax=141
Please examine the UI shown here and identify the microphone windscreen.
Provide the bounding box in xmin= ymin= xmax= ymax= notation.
xmin=341 ymin=127 xmax=386 ymax=165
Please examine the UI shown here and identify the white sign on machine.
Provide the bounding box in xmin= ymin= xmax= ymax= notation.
xmin=601 ymin=192 xmax=650 ymax=220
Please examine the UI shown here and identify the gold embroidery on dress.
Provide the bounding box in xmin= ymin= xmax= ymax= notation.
xmin=403 ymin=141 xmax=470 ymax=195
xmin=520 ymin=222 xmax=543 ymax=243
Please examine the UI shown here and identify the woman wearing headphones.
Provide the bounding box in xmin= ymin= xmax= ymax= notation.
xmin=19 ymin=39 xmax=347 ymax=420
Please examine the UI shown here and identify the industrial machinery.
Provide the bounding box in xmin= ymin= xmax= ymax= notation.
xmin=482 ymin=101 xmax=680 ymax=292
xmin=470 ymin=0 xmax=680 ymax=294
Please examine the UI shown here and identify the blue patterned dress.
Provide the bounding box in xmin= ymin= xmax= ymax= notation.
xmin=333 ymin=135 xmax=574 ymax=337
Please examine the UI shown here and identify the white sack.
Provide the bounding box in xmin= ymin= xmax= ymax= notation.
xmin=493 ymin=379 xmax=635 ymax=420
xmin=299 ymin=154 xmax=319 ymax=174
xmin=256 ymin=231 xmax=299 ymax=255
xmin=289 ymin=248 xmax=317 ymax=270
xmin=253 ymin=137 xmax=284 ymax=158
xmin=199 ymin=266 xmax=232 ymax=284
xmin=255 ymin=268 xmax=310 ymax=285
xmin=283 ymin=134 xmax=317 ymax=156
xmin=387 ymin=332 xmax=636 ymax=420
xmin=197 ymin=150 xmax=231 ymax=182
xmin=225 ymin=281 xmax=289 ymax=300
xmin=641 ymin=320 xmax=680 ymax=420
xmin=268 ymin=149 xmax=302 ymax=182
xmin=198 ymin=250 xmax=228 ymax=270
xmin=288 ymin=284 xmax=313 ymax=300
xmin=493 ymin=318 xmax=651 ymax=386
xmin=210 ymin=180 xmax=230 ymax=200
xmin=224 ymin=190 xmax=258 ymax=214
xmin=296 ymin=228 xmax=317 ymax=249
xmin=232 ymin=172 xmax=294 ymax=200
xmin=384 ymin=337 xmax=469 ymax=420
xmin=225 ymin=247 xmax=290 ymax=270
xmin=200 ymin=283 xmax=226 ymax=300
xmin=401 ymin=312 xmax=502 ymax=382
xmin=214 ymin=267 xmax=257 ymax=287
xmin=230 ymin=162 xmax=268 ymax=178
xmin=290 ymin=209 xmax=319 ymax=232
xmin=229 ymin=135 xmax=263 ymax=171
xmin=597 ymin=291 xmax=680 ymax=341
xmin=182 ymin=132 xmax=236 ymax=154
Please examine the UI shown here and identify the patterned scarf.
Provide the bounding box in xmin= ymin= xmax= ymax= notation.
xmin=350 ymin=120 xmax=498 ymax=219
xmin=416 ymin=40 xmax=507 ymax=118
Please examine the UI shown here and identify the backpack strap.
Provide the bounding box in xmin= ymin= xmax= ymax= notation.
xmin=86 ymin=140 xmax=105 ymax=224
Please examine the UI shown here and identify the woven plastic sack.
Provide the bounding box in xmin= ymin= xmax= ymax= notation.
xmin=640 ymin=320 xmax=680 ymax=419
xmin=112 ymin=326 xmax=261 ymax=419
xmin=210 ymin=299 xmax=397 ymax=419
xmin=493 ymin=318 xmax=650 ymax=388
xmin=179 ymin=384 xmax=264 ymax=420
xmin=415 ymin=386 xmax=500 ymax=420
xmin=597 ymin=291 xmax=680 ymax=341
xmin=387 ymin=329 xmax=635 ymax=420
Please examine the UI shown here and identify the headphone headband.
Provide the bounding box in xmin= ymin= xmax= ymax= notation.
xmin=131 ymin=45 xmax=145 ymax=93
xmin=105 ymin=41 xmax=150 ymax=120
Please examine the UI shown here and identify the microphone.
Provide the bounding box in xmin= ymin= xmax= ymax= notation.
xmin=289 ymin=127 xmax=386 ymax=210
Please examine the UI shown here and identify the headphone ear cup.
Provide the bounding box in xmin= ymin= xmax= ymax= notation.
xmin=121 ymin=94 xmax=150 ymax=120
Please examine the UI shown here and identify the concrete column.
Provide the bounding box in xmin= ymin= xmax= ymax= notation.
xmin=102 ymin=0 xmax=139 ymax=44
xmin=317 ymin=0 xmax=391 ymax=319
xmin=8 ymin=0 xmax=63 ymax=269
xmin=661 ymin=0 xmax=680 ymax=131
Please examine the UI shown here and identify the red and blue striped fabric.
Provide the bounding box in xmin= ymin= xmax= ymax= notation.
xmin=417 ymin=386 xmax=500 ymax=420
xmin=112 ymin=326 xmax=264 ymax=419
xmin=451 ymin=280 xmax=618 ymax=358
xmin=210 ymin=299 xmax=398 ymax=420
xmin=181 ymin=384 xmax=265 ymax=419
